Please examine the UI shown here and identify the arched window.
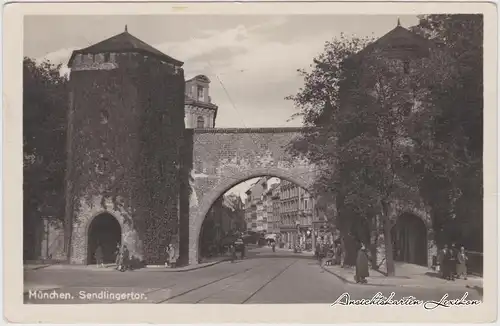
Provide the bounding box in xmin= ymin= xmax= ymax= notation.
xmin=197 ymin=85 xmax=204 ymax=101
xmin=196 ymin=116 xmax=205 ymax=128
xmin=100 ymin=110 xmax=109 ymax=124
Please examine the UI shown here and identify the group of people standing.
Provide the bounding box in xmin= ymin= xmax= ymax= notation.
xmin=94 ymin=243 xmax=177 ymax=271
xmin=316 ymin=240 xmax=369 ymax=284
xmin=316 ymin=242 xmax=342 ymax=266
xmin=93 ymin=243 xmax=129 ymax=272
xmin=437 ymin=243 xmax=468 ymax=280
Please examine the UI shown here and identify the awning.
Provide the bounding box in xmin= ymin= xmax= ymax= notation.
xmin=264 ymin=234 xmax=277 ymax=240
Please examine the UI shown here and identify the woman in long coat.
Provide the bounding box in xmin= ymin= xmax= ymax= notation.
xmin=168 ymin=245 xmax=177 ymax=268
xmin=355 ymin=244 xmax=369 ymax=284
xmin=456 ymin=246 xmax=468 ymax=280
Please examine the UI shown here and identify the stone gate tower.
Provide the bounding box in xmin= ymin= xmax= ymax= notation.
xmin=64 ymin=27 xmax=185 ymax=265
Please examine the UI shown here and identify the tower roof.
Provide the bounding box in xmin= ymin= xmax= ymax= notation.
xmin=68 ymin=29 xmax=183 ymax=67
xmin=351 ymin=24 xmax=435 ymax=61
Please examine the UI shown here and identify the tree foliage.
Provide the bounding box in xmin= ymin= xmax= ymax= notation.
xmin=23 ymin=57 xmax=68 ymax=259
xmin=288 ymin=15 xmax=484 ymax=275
xmin=410 ymin=15 xmax=483 ymax=250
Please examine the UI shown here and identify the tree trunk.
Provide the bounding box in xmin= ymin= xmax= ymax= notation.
xmin=382 ymin=201 xmax=395 ymax=276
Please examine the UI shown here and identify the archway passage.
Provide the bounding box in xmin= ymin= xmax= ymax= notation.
xmin=87 ymin=213 xmax=121 ymax=264
xmin=391 ymin=213 xmax=427 ymax=266
xmin=197 ymin=175 xmax=325 ymax=263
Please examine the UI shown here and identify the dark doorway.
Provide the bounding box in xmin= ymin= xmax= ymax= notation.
xmin=87 ymin=213 xmax=121 ymax=264
xmin=391 ymin=213 xmax=428 ymax=266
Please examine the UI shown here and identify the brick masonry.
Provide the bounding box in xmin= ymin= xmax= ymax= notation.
xmin=181 ymin=128 xmax=434 ymax=267
xmin=62 ymin=51 xmax=434 ymax=266
xmin=183 ymin=128 xmax=320 ymax=265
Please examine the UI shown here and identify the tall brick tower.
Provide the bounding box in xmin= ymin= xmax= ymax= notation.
xmin=64 ymin=26 xmax=185 ymax=265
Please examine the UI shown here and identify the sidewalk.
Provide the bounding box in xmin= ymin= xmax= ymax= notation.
xmin=321 ymin=261 xmax=483 ymax=290
xmin=24 ymin=257 xmax=229 ymax=273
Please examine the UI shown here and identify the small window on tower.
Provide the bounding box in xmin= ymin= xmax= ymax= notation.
xmin=403 ymin=60 xmax=410 ymax=74
xmin=100 ymin=110 xmax=109 ymax=124
xmin=197 ymin=116 xmax=204 ymax=128
xmin=197 ymin=85 xmax=204 ymax=101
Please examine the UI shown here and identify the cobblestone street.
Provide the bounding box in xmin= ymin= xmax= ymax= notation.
xmin=24 ymin=247 xmax=482 ymax=305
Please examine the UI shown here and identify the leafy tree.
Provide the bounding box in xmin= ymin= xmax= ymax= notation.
xmin=410 ymin=15 xmax=483 ymax=250
xmin=23 ymin=57 xmax=68 ymax=259
xmin=286 ymin=34 xmax=376 ymax=267
xmin=332 ymin=48 xmax=455 ymax=275
xmin=288 ymin=22 xmax=469 ymax=275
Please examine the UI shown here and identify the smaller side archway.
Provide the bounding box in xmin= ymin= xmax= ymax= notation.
xmin=87 ymin=212 xmax=122 ymax=264
xmin=391 ymin=213 xmax=428 ymax=266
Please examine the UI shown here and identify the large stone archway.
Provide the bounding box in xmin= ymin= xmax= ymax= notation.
xmin=184 ymin=128 xmax=318 ymax=265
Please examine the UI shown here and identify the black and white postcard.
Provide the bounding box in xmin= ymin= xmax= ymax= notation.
xmin=3 ymin=1 xmax=498 ymax=323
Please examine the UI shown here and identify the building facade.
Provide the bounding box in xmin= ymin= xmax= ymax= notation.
xmin=184 ymin=75 xmax=218 ymax=128
xmin=244 ymin=177 xmax=269 ymax=232
xmin=278 ymin=180 xmax=317 ymax=249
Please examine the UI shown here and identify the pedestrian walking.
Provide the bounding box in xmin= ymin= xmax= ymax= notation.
xmin=450 ymin=243 xmax=458 ymax=278
xmin=444 ymin=244 xmax=455 ymax=280
xmin=164 ymin=245 xmax=170 ymax=268
xmin=355 ymin=243 xmax=369 ymax=284
xmin=230 ymin=244 xmax=236 ymax=263
xmin=114 ymin=243 xmax=122 ymax=270
xmin=334 ymin=243 xmax=342 ymax=266
xmin=325 ymin=245 xmax=334 ymax=266
xmin=456 ymin=246 xmax=468 ymax=280
xmin=95 ymin=244 xmax=104 ymax=268
xmin=168 ymin=244 xmax=177 ymax=268
xmin=118 ymin=245 xmax=129 ymax=272
xmin=437 ymin=245 xmax=446 ymax=277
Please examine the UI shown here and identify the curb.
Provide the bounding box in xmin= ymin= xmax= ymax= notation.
xmin=25 ymin=260 xmax=230 ymax=273
xmin=319 ymin=263 xmax=480 ymax=290
xmin=146 ymin=258 xmax=230 ymax=272
xmin=23 ymin=265 xmax=51 ymax=271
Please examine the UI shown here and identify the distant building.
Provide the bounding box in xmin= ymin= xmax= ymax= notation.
xmin=271 ymin=185 xmax=281 ymax=234
xmin=244 ymin=177 xmax=270 ymax=232
xmin=222 ymin=194 xmax=245 ymax=232
xmin=278 ymin=180 xmax=316 ymax=249
xmin=184 ymin=75 xmax=218 ymax=128
xmin=263 ymin=183 xmax=280 ymax=234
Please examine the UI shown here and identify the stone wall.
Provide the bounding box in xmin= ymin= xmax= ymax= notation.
xmin=182 ymin=128 xmax=318 ymax=265
xmin=39 ymin=219 xmax=66 ymax=261
xmin=66 ymin=52 xmax=185 ymax=265
xmin=69 ymin=196 xmax=142 ymax=264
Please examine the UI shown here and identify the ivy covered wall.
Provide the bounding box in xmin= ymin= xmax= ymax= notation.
xmin=66 ymin=53 xmax=185 ymax=265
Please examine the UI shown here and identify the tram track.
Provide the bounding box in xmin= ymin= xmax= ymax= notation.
xmin=159 ymin=258 xmax=298 ymax=304
xmin=191 ymin=261 xmax=279 ymax=303
xmin=156 ymin=260 xmax=268 ymax=304
xmin=241 ymin=259 xmax=297 ymax=304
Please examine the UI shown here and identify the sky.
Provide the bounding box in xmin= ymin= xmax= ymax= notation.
xmin=24 ymin=14 xmax=419 ymax=198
